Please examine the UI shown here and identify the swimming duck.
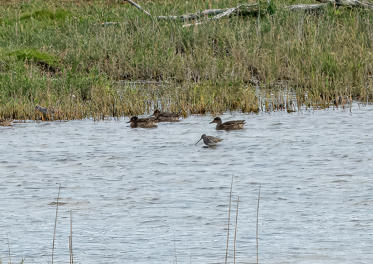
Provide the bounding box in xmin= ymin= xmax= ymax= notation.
xmin=210 ymin=117 xmax=245 ymax=130
xmin=127 ymin=116 xmax=157 ymax=128
xmin=152 ymin=109 xmax=180 ymax=122
xmin=195 ymin=134 xmax=223 ymax=147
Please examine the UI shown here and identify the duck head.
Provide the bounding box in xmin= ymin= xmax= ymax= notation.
xmin=209 ymin=117 xmax=222 ymax=124
xmin=152 ymin=109 xmax=160 ymax=118
xmin=127 ymin=116 xmax=138 ymax=123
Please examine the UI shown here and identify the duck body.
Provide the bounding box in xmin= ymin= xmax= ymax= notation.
xmin=195 ymin=134 xmax=223 ymax=147
xmin=152 ymin=109 xmax=180 ymax=122
xmin=128 ymin=116 xmax=157 ymax=128
xmin=210 ymin=117 xmax=245 ymax=130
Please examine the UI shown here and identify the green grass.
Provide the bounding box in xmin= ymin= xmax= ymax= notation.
xmin=0 ymin=0 xmax=373 ymax=120
xmin=8 ymin=48 xmax=59 ymax=71
xmin=20 ymin=8 xmax=71 ymax=21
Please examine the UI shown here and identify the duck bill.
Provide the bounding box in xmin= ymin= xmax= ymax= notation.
xmin=209 ymin=121 xmax=214 ymax=124
xmin=126 ymin=121 xmax=132 ymax=123
xmin=195 ymin=138 xmax=202 ymax=145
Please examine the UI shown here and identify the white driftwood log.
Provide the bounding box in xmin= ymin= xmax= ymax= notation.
xmin=119 ymin=0 xmax=373 ymax=27
xmin=286 ymin=3 xmax=329 ymax=11
xmin=317 ymin=0 xmax=373 ymax=8
xmin=183 ymin=4 xmax=259 ymax=27
xmin=183 ymin=7 xmax=238 ymax=27
xmin=125 ymin=0 xmax=152 ymax=17
xmin=158 ymin=9 xmax=229 ymax=21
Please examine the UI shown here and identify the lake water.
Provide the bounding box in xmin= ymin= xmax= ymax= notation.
xmin=1 ymin=103 xmax=373 ymax=264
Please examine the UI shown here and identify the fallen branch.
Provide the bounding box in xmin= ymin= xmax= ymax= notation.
xmin=160 ymin=3 xmax=260 ymax=23
xmin=286 ymin=3 xmax=329 ymax=11
xmin=183 ymin=4 xmax=259 ymax=27
xmin=316 ymin=0 xmax=336 ymax=3
xmin=123 ymin=0 xmax=260 ymax=23
xmin=317 ymin=0 xmax=373 ymax=8
xmin=158 ymin=8 xmax=229 ymax=21
xmin=119 ymin=0 xmax=373 ymax=27
xmin=183 ymin=7 xmax=237 ymax=27
xmin=124 ymin=0 xmax=152 ymax=17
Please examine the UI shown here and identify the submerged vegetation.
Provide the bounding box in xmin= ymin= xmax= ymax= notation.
xmin=0 ymin=0 xmax=373 ymax=120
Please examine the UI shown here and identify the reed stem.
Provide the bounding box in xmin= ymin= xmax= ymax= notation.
xmin=233 ymin=196 xmax=239 ymax=264
xmin=51 ymin=184 xmax=61 ymax=264
xmin=256 ymin=184 xmax=261 ymax=264
xmin=69 ymin=210 xmax=73 ymax=264
xmin=7 ymin=235 xmax=12 ymax=264
xmin=225 ymin=176 xmax=234 ymax=264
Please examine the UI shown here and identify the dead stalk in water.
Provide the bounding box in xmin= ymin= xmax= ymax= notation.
xmin=51 ymin=184 xmax=61 ymax=264
xmin=69 ymin=210 xmax=74 ymax=264
xmin=233 ymin=196 xmax=239 ymax=264
xmin=7 ymin=235 xmax=12 ymax=264
xmin=256 ymin=184 xmax=261 ymax=264
xmin=173 ymin=231 xmax=178 ymax=264
xmin=225 ymin=176 xmax=234 ymax=264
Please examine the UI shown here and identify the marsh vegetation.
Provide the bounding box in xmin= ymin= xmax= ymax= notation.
xmin=1 ymin=0 xmax=373 ymax=120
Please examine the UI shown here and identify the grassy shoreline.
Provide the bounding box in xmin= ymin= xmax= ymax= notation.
xmin=1 ymin=0 xmax=373 ymax=120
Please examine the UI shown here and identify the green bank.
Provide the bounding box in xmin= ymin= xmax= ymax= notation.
xmin=1 ymin=0 xmax=372 ymax=120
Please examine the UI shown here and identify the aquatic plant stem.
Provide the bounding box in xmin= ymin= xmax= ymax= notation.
xmin=225 ymin=176 xmax=234 ymax=264
xmin=69 ymin=210 xmax=73 ymax=264
xmin=51 ymin=184 xmax=61 ymax=264
xmin=7 ymin=235 xmax=12 ymax=264
xmin=256 ymin=184 xmax=261 ymax=264
xmin=173 ymin=232 xmax=177 ymax=264
xmin=233 ymin=196 xmax=239 ymax=264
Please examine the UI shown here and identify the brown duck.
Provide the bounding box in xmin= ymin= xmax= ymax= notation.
xmin=210 ymin=117 xmax=245 ymax=130
xmin=127 ymin=116 xmax=157 ymax=128
xmin=152 ymin=109 xmax=180 ymax=122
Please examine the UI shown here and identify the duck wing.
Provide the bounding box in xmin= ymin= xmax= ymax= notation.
xmin=222 ymin=120 xmax=245 ymax=126
xmin=138 ymin=117 xmax=157 ymax=122
xmin=159 ymin=112 xmax=180 ymax=117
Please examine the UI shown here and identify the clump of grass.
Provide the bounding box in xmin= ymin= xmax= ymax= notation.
xmin=9 ymin=48 xmax=59 ymax=73
xmin=20 ymin=9 xmax=71 ymax=21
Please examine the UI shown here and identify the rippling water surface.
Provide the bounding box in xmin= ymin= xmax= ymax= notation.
xmin=1 ymin=103 xmax=373 ymax=264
